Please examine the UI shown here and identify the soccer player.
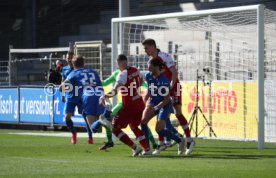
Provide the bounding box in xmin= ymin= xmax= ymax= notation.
xmin=59 ymin=54 xmax=101 ymax=144
xmin=61 ymin=52 xmax=74 ymax=82
xmin=142 ymin=38 xmax=195 ymax=155
xmin=95 ymin=69 xmax=158 ymax=150
xmin=141 ymin=58 xmax=185 ymax=155
xmin=99 ymin=54 xmax=149 ymax=156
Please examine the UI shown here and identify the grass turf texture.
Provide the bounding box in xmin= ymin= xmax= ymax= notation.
xmin=0 ymin=129 xmax=276 ymax=178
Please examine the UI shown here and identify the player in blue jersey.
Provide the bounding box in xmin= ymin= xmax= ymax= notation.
xmin=59 ymin=51 xmax=80 ymax=144
xmin=61 ymin=52 xmax=74 ymax=82
xmin=141 ymin=58 xmax=185 ymax=155
xmin=60 ymin=55 xmax=103 ymax=144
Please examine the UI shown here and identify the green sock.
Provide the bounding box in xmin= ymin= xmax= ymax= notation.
xmin=147 ymin=126 xmax=156 ymax=146
xmin=105 ymin=126 xmax=113 ymax=143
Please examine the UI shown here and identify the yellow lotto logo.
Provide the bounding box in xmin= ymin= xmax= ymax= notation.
xmin=181 ymin=81 xmax=258 ymax=140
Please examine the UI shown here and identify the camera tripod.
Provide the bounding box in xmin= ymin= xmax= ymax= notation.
xmin=189 ymin=69 xmax=217 ymax=137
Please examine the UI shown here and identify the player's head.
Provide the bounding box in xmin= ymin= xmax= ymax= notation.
xmin=142 ymin=38 xmax=157 ymax=57
xmin=66 ymin=51 xmax=74 ymax=67
xmin=148 ymin=57 xmax=164 ymax=76
xmin=55 ymin=60 xmax=63 ymax=70
xmin=116 ymin=54 xmax=128 ymax=71
xmin=72 ymin=55 xmax=85 ymax=69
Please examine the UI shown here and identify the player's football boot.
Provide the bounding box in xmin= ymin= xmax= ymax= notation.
xmin=159 ymin=143 xmax=168 ymax=151
xmin=87 ymin=138 xmax=93 ymax=144
xmin=71 ymin=132 xmax=77 ymax=144
xmin=141 ymin=150 xmax=152 ymax=156
xmin=152 ymin=148 xmax=160 ymax=155
xmin=152 ymin=144 xmax=166 ymax=155
xmin=132 ymin=146 xmax=142 ymax=157
xmin=185 ymin=140 xmax=195 ymax=155
xmin=99 ymin=142 xmax=114 ymax=150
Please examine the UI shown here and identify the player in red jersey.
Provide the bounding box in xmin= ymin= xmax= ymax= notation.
xmin=142 ymin=38 xmax=195 ymax=155
xmin=100 ymin=54 xmax=150 ymax=156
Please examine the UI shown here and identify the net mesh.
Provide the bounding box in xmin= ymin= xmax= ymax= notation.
xmin=117 ymin=7 xmax=276 ymax=142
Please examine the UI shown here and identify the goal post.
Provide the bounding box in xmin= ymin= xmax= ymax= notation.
xmin=257 ymin=5 xmax=265 ymax=149
xmin=111 ymin=4 xmax=272 ymax=148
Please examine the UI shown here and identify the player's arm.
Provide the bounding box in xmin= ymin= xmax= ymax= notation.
xmin=101 ymin=70 xmax=120 ymax=86
xmin=163 ymin=53 xmax=178 ymax=88
xmin=99 ymin=81 xmax=123 ymax=106
xmin=169 ymin=66 xmax=178 ymax=88
xmin=59 ymin=72 xmax=73 ymax=92
xmin=104 ymin=81 xmax=123 ymax=98
xmin=59 ymin=80 xmax=70 ymax=92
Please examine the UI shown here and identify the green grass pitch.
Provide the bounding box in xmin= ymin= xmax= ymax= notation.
xmin=0 ymin=129 xmax=276 ymax=178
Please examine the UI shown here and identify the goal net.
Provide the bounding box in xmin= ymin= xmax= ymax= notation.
xmin=112 ymin=5 xmax=276 ymax=147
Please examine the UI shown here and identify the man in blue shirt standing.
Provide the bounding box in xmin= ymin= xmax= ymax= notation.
xmin=141 ymin=58 xmax=185 ymax=155
xmin=60 ymin=54 xmax=104 ymax=144
xmin=61 ymin=52 xmax=74 ymax=82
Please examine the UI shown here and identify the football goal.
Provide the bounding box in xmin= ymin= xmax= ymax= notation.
xmin=112 ymin=4 xmax=276 ymax=149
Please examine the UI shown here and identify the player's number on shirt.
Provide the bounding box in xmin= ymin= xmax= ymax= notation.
xmin=80 ymin=73 xmax=95 ymax=85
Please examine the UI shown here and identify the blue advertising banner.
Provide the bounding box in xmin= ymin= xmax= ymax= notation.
xmin=19 ymin=88 xmax=53 ymax=124
xmin=53 ymin=88 xmax=85 ymax=126
xmin=0 ymin=87 xmax=86 ymax=126
xmin=0 ymin=88 xmax=18 ymax=123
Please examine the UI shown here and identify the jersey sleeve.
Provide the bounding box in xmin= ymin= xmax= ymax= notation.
xmin=115 ymin=69 xmax=127 ymax=85
xmin=65 ymin=71 xmax=74 ymax=84
xmin=159 ymin=52 xmax=175 ymax=69
xmin=102 ymin=69 xmax=120 ymax=86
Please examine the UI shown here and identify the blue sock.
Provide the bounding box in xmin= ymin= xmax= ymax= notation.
xmin=141 ymin=123 xmax=150 ymax=148
xmin=166 ymin=118 xmax=178 ymax=135
xmin=66 ymin=119 xmax=75 ymax=133
xmin=83 ymin=118 xmax=92 ymax=139
xmin=159 ymin=128 xmax=181 ymax=144
xmin=103 ymin=109 xmax=112 ymax=118
xmin=91 ymin=120 xmax=102 ymax=133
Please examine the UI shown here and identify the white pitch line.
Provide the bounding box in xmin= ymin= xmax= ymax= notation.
xmin=8 ymin=132 xmax=107 ymax=138
xmin=7 ymin=131 xmax=139 ymax=140
xmin=2 ymin=156 xmax=71 ymax=163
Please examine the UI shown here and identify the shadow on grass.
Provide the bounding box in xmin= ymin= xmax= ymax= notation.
xmin=135 ymin=153 xmax=276 ymax=160
xmin=196 ymin=146 xmax=276 ymax=150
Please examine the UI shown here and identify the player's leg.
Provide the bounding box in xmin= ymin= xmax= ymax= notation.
xmin=172 ymin=85 xmax=195 ymax=155
xmin=91 ymin=119 xmax=102 ymax=133
xmin=155 ymin=119 xmax=184 ymax=155
xmin=64 ymin=101 xmax=77 ymax=144
xmin=173 ymin=104 xmax=195 ymax=155
xmin=164 ymin=116 xmax=181 ymax=148
xmin=130 ymin=111 xmax=150 ymax=155
xmin=82 ymin=95 xmax=103 ymax=144
xmin=140 ymin=105 xmax=155 ymax=150
xmin=83 ymin=115 xmax=93 ymax=144
xmin=76 ymin=100 xmax=94 ymax=144
xmin=98 ymin=100 xmax=114 ymax=150
xmin=112 ymin=109 xmax=141 ymax=156
xmin=155 ymin=105 xmax=185 ymax=155
xmin=98 ymin=99 xmax=113 ymax=128
xmin=146 ymin=126 xmax=157 ymax=149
